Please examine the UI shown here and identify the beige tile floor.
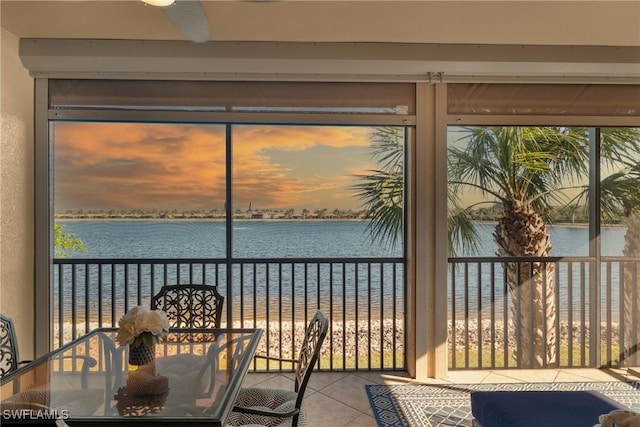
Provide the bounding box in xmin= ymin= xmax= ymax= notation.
xmin=243 ymin=368 xmax=640 ymax=427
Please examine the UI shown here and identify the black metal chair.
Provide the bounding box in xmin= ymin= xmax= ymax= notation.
xmin=0 ymin=313 xmax=28 ymax=377
xmin=151 ymin=284 xmax=225 ymax=406
xmin=226 ymin=310 xmax=329 ymax=427
xmin=0 ymin=314 xmax=96 ymax=388
xmin=151 ymin=284 xmax=224 ymax=329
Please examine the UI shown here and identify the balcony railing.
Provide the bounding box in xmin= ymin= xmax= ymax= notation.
xmin=448 ymin=256 xmax=640 ymax=369
xmin=53 ymin=255 xmax=638 ymax=372
xmin=53 ymin=257 xmax=406 ymax=371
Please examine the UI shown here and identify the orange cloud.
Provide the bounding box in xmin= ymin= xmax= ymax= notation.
xmin=54 ymin=123 xmax=387 ymax=212
xmin=54 ymin=122 xmax=226 ymax=210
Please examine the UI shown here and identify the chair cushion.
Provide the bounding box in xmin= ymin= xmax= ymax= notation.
xmin=233 ymin=387 xmax=298 ymax=409
xmin=226 ymin=405 xmax=307 ymax=427
xmin=226 ymin=387 xmax=306 ymax=427
xmin=471 ymin=390 xmax=625 ymax=427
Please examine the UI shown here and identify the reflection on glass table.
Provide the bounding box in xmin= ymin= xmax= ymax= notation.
xmin=0 ymin=328 xmax=262 ymax=426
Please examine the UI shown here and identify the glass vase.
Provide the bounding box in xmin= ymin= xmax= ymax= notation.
xmin=128 ymin=343 xmax=155 ymax=365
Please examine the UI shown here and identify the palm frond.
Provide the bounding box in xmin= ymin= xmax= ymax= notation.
xmin=351 ymin=127 xmax=405 ymax=249
xmin=352 ymin=167 xmax=404 ymax=248
xmin=447 ymin=189 xmax=480 ymax=256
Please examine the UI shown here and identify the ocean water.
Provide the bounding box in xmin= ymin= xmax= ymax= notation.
xmin=55 ymin=220 xmax=628 ymax=320
xmin=59 ymin=220 xmax=403 ymax=259
xmin=54 ymin=220 xmax=405 ymax=322
xmin=58 ymin=220 xmax=626 ymax=259
xmin=448 ymin=223 xmax=628 ymax=320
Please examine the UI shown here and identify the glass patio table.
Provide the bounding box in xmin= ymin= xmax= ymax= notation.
xmin=0 ymin=327 xmax=263 ymax=426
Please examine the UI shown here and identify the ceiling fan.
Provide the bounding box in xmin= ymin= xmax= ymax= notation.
xmin=142 ymin=0 xmax=210 ymax=43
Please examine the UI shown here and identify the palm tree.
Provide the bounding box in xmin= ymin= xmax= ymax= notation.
xmin=600 ymin=134 xmax=640 ymax=367
xmin=574 ymin=134 xmax=640 ymax=367
xmin=576 ymin=128 xmax=640 ymax=366
xmin=352 ymin=127 xmax=405 ymax=249
xmin=449 ymin=127 xmax=596 ymax=367
xmin=622 ymin=210 xmax=640 ymax=366
xmin=357 ymin=125 xmax=640 ymax=368
xmin=452 ymin=127 xmax=640 ymax=367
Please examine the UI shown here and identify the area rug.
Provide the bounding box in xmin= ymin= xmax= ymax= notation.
xmin=366 ymin=381 xmax=640 ymax=427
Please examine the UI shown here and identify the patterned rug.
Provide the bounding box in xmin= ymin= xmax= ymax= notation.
xmin=366 ymin=381 xmax=640 ymax=427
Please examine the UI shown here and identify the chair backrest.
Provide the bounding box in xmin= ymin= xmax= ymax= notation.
xmin=0 ymin=314 xmax=20 ymax=378
xmin=151 ymin=284 xmax=224 ymax=329
xmin=292 ymin=310 xmax=329 ymax=421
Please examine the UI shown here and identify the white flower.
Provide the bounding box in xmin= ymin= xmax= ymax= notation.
xmin=141 ymin=310 xmax=169 ymax=336
xmin=116 ymin=305 xmax=170 ymax=347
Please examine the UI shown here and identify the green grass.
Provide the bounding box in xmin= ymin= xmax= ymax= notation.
xmin=450 ymin=345 xmax=622 ymax=369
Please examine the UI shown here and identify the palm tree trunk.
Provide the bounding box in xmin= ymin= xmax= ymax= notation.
xmin=622 ymin=212 xmax=640 ymax=367
xmin=495 ymin=200 xmax=557 ymax=368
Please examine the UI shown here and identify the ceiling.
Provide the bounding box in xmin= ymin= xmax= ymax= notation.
xmin=3 ymin=1 xmax=639 ymax=82
xmin=2 ymin=1 xmax=640 ymax=46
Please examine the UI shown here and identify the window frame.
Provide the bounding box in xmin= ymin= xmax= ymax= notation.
xmin=35 ymin=78 xmax=415 ymax=356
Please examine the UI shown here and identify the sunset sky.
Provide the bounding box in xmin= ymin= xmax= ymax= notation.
xmin=53 ymin=122 xmax=384 ymax=212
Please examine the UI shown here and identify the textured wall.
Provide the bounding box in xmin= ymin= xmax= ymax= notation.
xmin=1 ymin=28 xmax=35 ymax=359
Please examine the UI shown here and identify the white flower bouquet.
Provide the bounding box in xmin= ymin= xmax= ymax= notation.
xmin=116 ymin=306 xmax=170 ymax=348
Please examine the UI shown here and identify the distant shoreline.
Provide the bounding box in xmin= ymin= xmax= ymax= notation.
xmin=473 ymin=220 xmax=626 ymax=229
xmin=55 ymin=217 xmax=366 ymax=222
xmin=55 ymin=218 xmax=625 ymax=227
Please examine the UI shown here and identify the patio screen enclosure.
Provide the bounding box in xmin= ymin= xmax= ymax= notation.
xmin=446 ymin=84 xmax=640 ymax=370
xmin=35 ymin=80 xmax=640 ymax=373
xmin=42 ymin=80 xmax=412 ymax=372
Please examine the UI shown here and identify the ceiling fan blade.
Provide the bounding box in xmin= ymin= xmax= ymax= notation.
xmin=163 ymin=1 xmax=210 ymax=43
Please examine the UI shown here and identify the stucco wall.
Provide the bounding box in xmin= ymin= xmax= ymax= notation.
xmin=1 ymin=28 xmax=35 ymax=360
